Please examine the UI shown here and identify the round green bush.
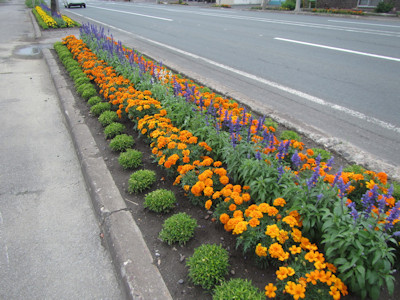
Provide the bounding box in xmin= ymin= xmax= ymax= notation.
xmin=77 ymin=82 xmax=94 ymax=95
xmin=279 ymin=130 xmax=301 ymax=141
xmin=109 ymin=134 xmax=134 ymax=152
xmin=98 ymin=110 xmax=118 ymax=127
xmin=213 ymin=278 xmax=265 ymax=300
xmin=159 ymin=212 xmax=197 ymax=245
xmin=128 ymin=169 xmax=156 ymax=193
xmin=82 ymin=88 xmax=97 ymax=100
xmin=186 ymin=244 xmax=229 ymax=290
xmin=144 ymin=189 xmax=176 ymax=213
xmin=90 ymin=102 xmax=111 ymax=116
xmin=310 ymin=147 xmax=332 ymax=162
xmin=88 ymin=96 xmax=102 ymax=106
xmin=118 ymin=149 xmax=142 ymax=169
xmin=74 ymin=76 xmax=91 ymax=87
xmin=104 ymin=122 xmax=126 ymax=139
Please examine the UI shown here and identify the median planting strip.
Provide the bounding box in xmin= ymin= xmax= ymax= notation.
xmin=55 ymin=22 xmax=399 ymax=299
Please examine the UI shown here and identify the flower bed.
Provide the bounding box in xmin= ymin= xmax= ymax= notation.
xmin=32 ymin=4 xmax=79 ymax=29
xmin=58 ymin=24 xmax=399 ymax=299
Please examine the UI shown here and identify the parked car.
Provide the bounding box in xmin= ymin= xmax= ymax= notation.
xmin=63 ymin=0 xmax=86 ymax=8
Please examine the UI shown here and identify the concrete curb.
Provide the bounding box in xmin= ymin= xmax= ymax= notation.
xmin=42 ymin=48 xmax=172 ymax=300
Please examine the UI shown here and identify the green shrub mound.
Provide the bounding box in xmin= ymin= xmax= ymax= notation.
xmin=310 ymin=147 xmax=331 ymax=162
xmin=104 ymin=122 xmax=125 ymax=139
xmin=74 ymin=76 xmax=91 ymax=87
xmin=109 ymin=134 xmax=134 ymax=152
xmin=88 ymin=96 xmax=102 ymax=106
xmin=213 ymin=278 xmax=265 ymax=300
xmin=98 ymin=110 xmax=118 ymax=127
xmin=118 ymin=149 xmax=142 ymax=169
xmin=187 ymin=244 xmax=230 ymax=290
xmin=144 ymin=189 xmax=176 ymax=213
xmin=279 ymin=130 xmax=301 ymax=141
xmin=90 ymin=102 xmax=111 ymax=116
xmin=127 ymin=169 xmax=156 ymax=193
xmin=159 ymin=212 xmax=197 ymax=245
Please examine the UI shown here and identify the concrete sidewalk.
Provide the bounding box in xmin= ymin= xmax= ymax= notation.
xmin=0 ymin=0 xmax=171 ymax=299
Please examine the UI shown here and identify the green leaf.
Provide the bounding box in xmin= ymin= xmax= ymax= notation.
xmin=385 ymin=275 xmax=394 ymax=295
xmin=334 ymin=257 xmax=347 ymax=266
xmin=321 ymin=219 xmax=333 ymax=232
xmin=368 ymin=285 xmax=381 ymax=300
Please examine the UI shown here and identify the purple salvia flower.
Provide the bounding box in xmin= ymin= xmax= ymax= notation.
xmin=306 ymin=166 xmax=320 ymax=191
xmin=332 ymin=167 xmax=342 ymax=188
xmin=291 ymin=150 xmax=301 ymax=169
xmin=385 ymin=201 xmax=400 ymax=231
xmin=337 ymin=177 xmax=351 ymax=199
xmin=255 ymin=151 xmax=262 ymax=160
xmin=348 ymin=202 xmax=359 ymax=223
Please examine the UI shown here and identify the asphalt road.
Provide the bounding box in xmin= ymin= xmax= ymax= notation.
xmin=63 ymin=1 xmax=400 ymax=171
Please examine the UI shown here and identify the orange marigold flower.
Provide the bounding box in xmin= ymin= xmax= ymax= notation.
xmin=213 ymin=161 xmax=222 ymax=167
xmin=203 ymin=186 xmax=214 ymax=197
xmin=219 ymin=213 xmax=230 ymax=224
xmin=233 ymin=210 xmax=243 ymax=218
xmin=233 ymin=221 xmax=248 ymax=235
xmin=265 ymin=224 xmax=280 ymax=239
xmin=256 ymin=243 xmax=268 ymax=257
xmin=229 ymin=204 xmax=237 ymax=211
xmin=273 ymin=197 xmax=286 ymax=207
xmin=307 ymin=149 xmax=314 ymax=156
xmin=242 ymin=193 xmax=251 ymax=202
xmin=376 ymin=172 xmax=388 ymax=185
xmin=205 ymin=200 xmax=212 ymax=210
xmin=219 ymin=175 xmax=229 ymax=185
xmin=248 ymin=217 xmax=260 ymax=228
xmin=289 ymin=245 xmax=302 ymax=255
xmin=265 ymin=283 xmax=277 ymax=298
xmin=282 ymin=215 xmax=298 ymax=228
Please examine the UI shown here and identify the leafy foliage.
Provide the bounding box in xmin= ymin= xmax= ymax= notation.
xmin=187 ymin=244 xmax=230 ymax=290
xmin=98 ymin=110 xmax=118 ymax=127
xmin=144 ymin=189 xmax=176 ymax=213
xmin=109 ymin=134 xmax=134 ymax=152
xmin=127 ymin=169 xmax=156 ymax=193
xmin=213 ymin=278 xmax=265 ymax=300
xmin=118 ymin=149 xmax=142 ymax=169
xmin=159 ymin=212 xmax=197 ymax=245
xmin=104 ymin=122 xmax=125 ymax=139
xmin=90 ymin=102 xmax=111 ymax=116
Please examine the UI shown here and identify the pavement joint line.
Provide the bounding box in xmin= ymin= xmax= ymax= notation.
xmin=42 ymin=46 xmax=172 ymax=300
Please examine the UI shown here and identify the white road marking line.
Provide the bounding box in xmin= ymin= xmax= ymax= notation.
xmin=275 ymin=37 xmax=400 ymax=62
xmin=62 ymin=14 xmax=400 ymax=134
xmin=89 ymin=5 xmax=173 ymax=21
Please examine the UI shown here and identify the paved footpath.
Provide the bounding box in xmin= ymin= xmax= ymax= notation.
xmin=0 ymin=0 xmax=171 ymax=299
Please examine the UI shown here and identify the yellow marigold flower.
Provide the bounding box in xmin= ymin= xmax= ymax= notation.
xmin=282 ymin=215 xmax=298 ymax=228
xmin=286 ymin=281 xmax=306 ymax=300
xmin=256 ymin=243 xmax=268 ymax=257
xmin=233 ymin=221 xmax=248 ymax=235
xmin=183 ymin=185 xmax=190 ymax=191
xmin=289 ymin=245 xmax=302 ymax=255
xmin=205 ymin=200 xmax=212 ymax=210
xmin=291 ymin=228 xmax=302 ymax=243
xmin=277 ymin=230 xmax=289 ymax=244
xmin=273 ymin=197 xmax=286 ymax=207
xmin=276 ymin=266 xmax=294 ymax=280
xmin=366 ymin=180 xmax=376 ymax=189
xmin=265 ymin=283 xmax=277 ymax=298
xmin=265 ymin=224 xmax=280 ymax=239
xmin=329 ymin=286 xmax=341 ymax=300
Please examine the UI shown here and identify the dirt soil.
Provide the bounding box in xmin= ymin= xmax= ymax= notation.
xmin=52 ymin=47 xmax=400 ymax=300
